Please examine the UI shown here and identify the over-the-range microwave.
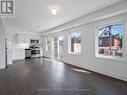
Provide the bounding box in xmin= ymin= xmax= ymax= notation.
xmin=30 ymin=39 xmax=39 ymax=44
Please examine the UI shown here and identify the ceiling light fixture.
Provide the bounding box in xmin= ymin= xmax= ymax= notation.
xmin=51 ymin=8 xmax=57 ymax=15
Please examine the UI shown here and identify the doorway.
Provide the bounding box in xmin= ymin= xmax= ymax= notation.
xmin=51 ymin=35 xmax=64 ymax=61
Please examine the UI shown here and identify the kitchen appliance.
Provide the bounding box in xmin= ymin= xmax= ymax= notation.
xmin=30 ymin=39 xmax=39 ymax=45
xmin=5 ymin=39 xmax=8 ymax=68
xmin=30 ymin=45 xmax=40 ymax=58
xmin=25 ymin=49 xmax=31 ymax=58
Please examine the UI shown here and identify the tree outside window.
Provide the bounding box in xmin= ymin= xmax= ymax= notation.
xmin=69 ymin=32 xmax=81 ymax=54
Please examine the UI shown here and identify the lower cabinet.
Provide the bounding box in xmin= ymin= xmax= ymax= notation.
xmin=12 ymin=49 xmax=25 ymax=61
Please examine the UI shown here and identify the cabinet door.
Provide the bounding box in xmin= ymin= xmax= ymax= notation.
xmin=17 ymin=33 xmax=30 ymax=44
xmin=18 ymin=34 xmax=25 ymax=43
xmin=24 ymin=34 xmax=30 ymax=43
xmin=12 ymin=49 xmax=25 ymax=61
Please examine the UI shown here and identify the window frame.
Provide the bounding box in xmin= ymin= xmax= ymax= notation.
xmin=68 ymin=32 xmax=81 ymax=55
xmin=95 ymin=21 xmax=126 ymax=61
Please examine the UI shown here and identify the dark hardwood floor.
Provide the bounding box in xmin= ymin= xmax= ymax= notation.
xmin=0 ymin=58 xmax=127 ymax=95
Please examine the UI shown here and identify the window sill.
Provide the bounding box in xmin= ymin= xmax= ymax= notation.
xmin=95 ymin=54 xmax=126 ymax=62
xmin=68 ymin=52 xmax=81 ymax=55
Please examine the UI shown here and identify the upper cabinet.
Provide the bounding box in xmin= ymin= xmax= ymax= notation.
xmin=24 ymin=34 xmax=30 ymax=43
xmin=15 ymin=33 xmax=41 ymax=44
xmin=15 ymin=33 xmax=30 ymax=43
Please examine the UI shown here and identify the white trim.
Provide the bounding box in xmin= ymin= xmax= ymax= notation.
xmin=124 ymin=20 xmax=127 ymax=62
xmin=51 ymin=36 xmax=54 ymax=60
xmin=95 ymin=54 xmax=126 ymax=62
xmin=45 ymin=37 xmax=48 ymax=51
xmin=46 ymin=37 xmax=50 ymax=51
xmin=0 ymin=66 xmax=5 ymax=69
xmin=57 ymin=37 xmax=60 ymax=59
xmin=68 ymin=52 xmax=81 ymax=55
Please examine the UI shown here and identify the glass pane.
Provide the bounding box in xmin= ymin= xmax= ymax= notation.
xmin=70 ymin=32 xmax=81 ymax=53
xmin=98 ymin=24 xmax=123 ymax=57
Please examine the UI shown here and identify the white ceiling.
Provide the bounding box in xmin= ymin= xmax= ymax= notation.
xmin=3 ymin=0 xmax=124 ymax=32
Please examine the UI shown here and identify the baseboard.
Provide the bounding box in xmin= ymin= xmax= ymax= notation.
xmin=0 ymin=65 xmax=5 ymax=70
xmin=42 ymin=56 xmax=51 ymax=59
xmin=63 ymin=61 xmax=127 ymax=82
xmin=41 ymin=57 xmax=127 ymax=82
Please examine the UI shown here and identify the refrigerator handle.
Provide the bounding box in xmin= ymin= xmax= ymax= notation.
xmin=5 ymin=38 xmax=8 ymax=68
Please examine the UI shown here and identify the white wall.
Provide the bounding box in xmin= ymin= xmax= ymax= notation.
xmin=0 ymin=18 xmax=6 ymax=69
xmin=42 ymin=1 xmax=127 ymax=81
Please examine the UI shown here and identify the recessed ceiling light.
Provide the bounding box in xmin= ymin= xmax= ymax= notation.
xmin=51 ymin=8 xmax=57 ymax=15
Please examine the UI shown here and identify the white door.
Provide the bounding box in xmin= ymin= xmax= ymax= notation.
xmin=51 ymin=35 xmax=64 ymax=61
xmin=51 ymin=36 xmax=54 ymax=60
xmin=58 ymin=35 xmax=64 ymax=61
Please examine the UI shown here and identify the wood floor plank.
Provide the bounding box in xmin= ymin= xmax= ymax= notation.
xmin=0 ymin=58 xmax=127 ymax=95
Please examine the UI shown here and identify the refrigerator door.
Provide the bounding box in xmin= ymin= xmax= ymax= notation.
xmin=6 ymin=39 xmax=13 ymax=67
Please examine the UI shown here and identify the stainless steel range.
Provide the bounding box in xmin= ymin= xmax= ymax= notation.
xmin=30 ymin=45 xmax=41 ymax=58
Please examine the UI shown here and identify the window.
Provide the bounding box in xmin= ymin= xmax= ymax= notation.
xmin=68 ymin=32 xmax=81 ymax=54
xmin=97 ymin=23 xmax=123 ymax=57
xmin=99 ymin=39 xmax=102 ymax=45
xmin=46 ymin=37 xmax=50 ymax=51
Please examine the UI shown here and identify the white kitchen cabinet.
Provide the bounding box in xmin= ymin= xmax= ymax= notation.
xmin=12 ymin=49 xmax=25 ymax=61
xmin=16 ymin=33 xmax=24 ymax=43
xmin=24 ymin=34 xmax=30 ymax=43
xmin=15 ymin=33 xmax=30 ymax=44
xmin=15 ymin=33 xmax=41 ymax=44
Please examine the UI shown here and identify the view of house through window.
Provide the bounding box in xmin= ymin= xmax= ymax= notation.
xmin=69 ymin=32 xmax=81 ymax=54
xmin=46 ymin=37 xmax=50 ymax=51
xmin=98 ymin=23 xmax=123 ymax=57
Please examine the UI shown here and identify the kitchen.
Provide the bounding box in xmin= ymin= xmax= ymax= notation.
xmin=5 ymin=26 xmax=43 ymax=66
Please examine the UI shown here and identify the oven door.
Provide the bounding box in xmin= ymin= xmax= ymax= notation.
xmin=31 ymin=49 xmax=40 ymax=55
